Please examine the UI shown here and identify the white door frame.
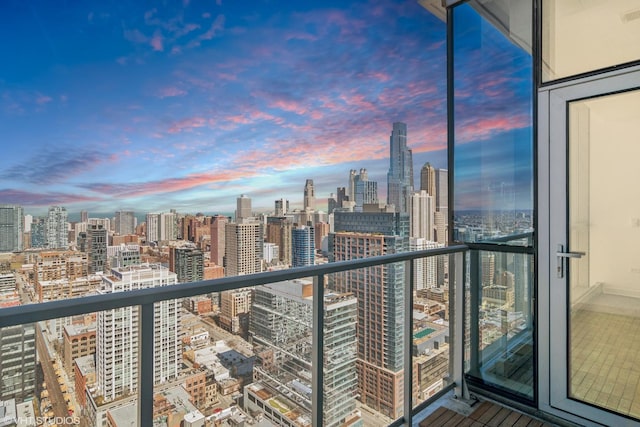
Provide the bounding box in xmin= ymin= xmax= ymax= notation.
xmin=538 ymin=65 xmax=640 ymax=427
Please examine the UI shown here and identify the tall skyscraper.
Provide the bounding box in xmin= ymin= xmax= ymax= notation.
xmin=146 ymin=213 xmax=160 ymax=242
xmin=410 ymin=190 xmax=435 ymax=240
xmin=30 ymin=217 xmax=46 ymax=248
xmin=210 ymin=215 xmax=228 ymax=266
xmin=336 ymin=187 xmax=348 ymax=208
xmin=87 ymin=224 xmax=107 ymax=274
xmin=114 ymin=210 xmax=135 ymax=236
xmin=169 ymin=246 xmax=204 ymax=283
xmin=292 ymin=225 xmax=315 ymax=267
xmin=348 ymin=169 xmax=357 ymax=203
xmin=303 ymin=179 xmax=315 ymax=211
xmin=224 ymin=222 xmax=263 ymax=276
xmin=265 ymin=217 xmax=293 ymax=265
xmin=0 ymin=204 xmax=24 ymax=252
xmin=46 ymin=206 xmax=69 ymax=249
xmin=80 ymin=210 xmax=89 ymax=223
xmin=353 ymin=168 xmax=378 ymax=211
xmin=274 ymin=198 xmax=289 ymax=216
xmin=249 ymin=280 xmax=361 ymax=426
xmin=236 ymin=195 xmax=252 ymax=222
xmin=329 ymin=211 xmax=409 ymax=419
xmin=420 ymin=162 xmax=436 ymax=196
xmin=97 ymin=264 xmax=180 ymax=402
xmin=435 ymin=168 xmax=449 ymax=244
xmin=160 ymin=212 xmax=177 ymax=240
xmin=387 ymin=122 xmax=414 ymax=213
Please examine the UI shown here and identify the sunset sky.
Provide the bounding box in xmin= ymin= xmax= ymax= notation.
xmin=0 ymin=0 xmax=531 ymax=217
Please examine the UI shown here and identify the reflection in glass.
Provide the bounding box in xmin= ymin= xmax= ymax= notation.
xmin=465 ymin=250 xmax=534 ymax=401
xmin=452 ymin=1 xmax=534 ymax=245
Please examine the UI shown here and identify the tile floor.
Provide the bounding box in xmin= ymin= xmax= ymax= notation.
xmin=570 ymin=295 xmax=640 ymax=419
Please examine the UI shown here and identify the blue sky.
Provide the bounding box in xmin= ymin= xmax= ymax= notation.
xmin=0 ymin=0 xmax=531 ymax=216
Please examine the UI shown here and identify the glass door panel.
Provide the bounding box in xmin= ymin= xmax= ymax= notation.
xmin=548 ymin=71 xmax=640 ymax=426
xmin=567 ymin=90 xmax=640 ymax=419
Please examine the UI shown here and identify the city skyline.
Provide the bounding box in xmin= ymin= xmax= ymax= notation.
xmin=0 ymin=1 xmax=531 ymax=216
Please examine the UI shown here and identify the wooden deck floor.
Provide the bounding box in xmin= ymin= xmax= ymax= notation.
xmin=418 ymin=401 xmax=557 ymax=427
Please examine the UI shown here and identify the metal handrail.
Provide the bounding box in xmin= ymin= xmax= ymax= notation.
xmin=0 ymin=245 xmax=468 ymax=328
xmin=1 ymin=244 xmax=469 ymax=426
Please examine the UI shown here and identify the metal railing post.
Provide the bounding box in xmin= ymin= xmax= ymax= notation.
xmin=452 ymin=251 xmax=468 ymax=399
xmin=403 ymin=259 xmax=415 ymax=425
xmin=139 ymin=303 xmax=155 ymax=425
xmin=312 ymin=273 xmax=325 ymax=427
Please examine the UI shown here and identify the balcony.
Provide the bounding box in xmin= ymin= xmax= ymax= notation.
xmin=0 ymin=239 xmax=548 ymax=426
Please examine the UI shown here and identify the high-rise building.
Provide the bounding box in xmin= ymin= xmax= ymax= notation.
xmin=420 ymin=162 xmax=436 ymax=196
xmin=274 ymin=198 xmax=289 ymax=216
xmin=80 ymin=210 xmax=89 ymax=223
xmin=160 ymin=212 xmax=177 ymax=241
xmin=0 ymin=204 xmax=24 ymax=252
xmin=87 ymin=224 xmax=107 ymax=274
xmin=31 ymin=217 xmax=46 ymax=248
xmin=336 ymin=187 xmax=348 ymax=208
xmin=219 ymin=289 xmax=252 ymax=336
xmin=146 ymin=213 xmax=160 ymax=242
xmin=210 ymin=215 xmax=228 ymax=266
xmin=328 ymin=193 xmax=338 ymax=213
xmin=329 ymin=211 xmax=409 ymax=419
xmin=170 ymin=246 xmax=204 ymax=283
xmin=314 ymin=222 xmax=330 ymax=251
xmin=292 ymin=225 xmax=315 ymax=267
xmin=353 ymin=169 xmax=378 ymax=211
xmin=410 ymin=190 xmax=435 ymax=240
xmin=46 ymin=206 xmax=69 ymax=249
xmin=0 ymin=324 xmax=36 ymax=401
xmin=435 ymin=168 xmax=449 ymax=244
xmin=249 ymin=280 xmax=361 ymax=427
xmin=97 ymin=264 xmax=180 ymax=402
xmin=387 ymin=122 xmax=414 ymax=213
xmin=303 ymin=179 xmax=315 ymax=211
xmin=236 ymin=195 xmax=252 ymax=222
xmin=410 ymin=238 xmax=443 ymax=290
xmin=265 ymin=217 xmax=292 ymax=265
xmin=114 ymin=210 xmax=135 ymax=236
xmin=348 ymin=169 xmax=357 ymax=203
xmin=224 ymin=222 xmax=263 ymax=276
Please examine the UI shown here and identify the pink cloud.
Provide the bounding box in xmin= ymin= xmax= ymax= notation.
xmin=200 ymin=14 xmax=225 ymax=40
xmin=150 ymin=30 xmax=164 ymax=51
xmin=158 ymin=86 xmax=187 ymax=98
xmin=168 ymin=116 xmax=207 ymax=133
xmin=457 ymin=114 xmax=531 ymax=143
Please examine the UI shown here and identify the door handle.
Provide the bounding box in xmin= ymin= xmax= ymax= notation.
xmin=556 ymin=244 xmax=585 ymax=278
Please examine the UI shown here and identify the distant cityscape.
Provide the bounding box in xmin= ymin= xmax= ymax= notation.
xmin=0 ymin=122 xmax=532 ymax=426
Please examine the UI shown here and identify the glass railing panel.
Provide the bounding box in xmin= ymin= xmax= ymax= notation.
xmin=412 ymin=252 xmax=453 ymax=409
xmin=326 ymin=261 xmax=406 ymax=426
xmin=465 ymin=249 xmax=534 ymax=402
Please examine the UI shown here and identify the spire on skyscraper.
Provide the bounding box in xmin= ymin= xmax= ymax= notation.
xmin=387 ymin=122 xmax=414 ymax=213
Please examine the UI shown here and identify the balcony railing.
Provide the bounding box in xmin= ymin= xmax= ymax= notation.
xmin=1 ymin=245 xmax=477 ymax=426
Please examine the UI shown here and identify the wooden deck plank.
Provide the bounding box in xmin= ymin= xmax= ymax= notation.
xmin=475 ymin=402 xmax=503 ymax=424
xmin=485 ymin=407 xmax=513 ymax=427
xmin=468 ymin=401 xmax=495 ymax=420
xmin=512 ymin=414 xmax=536 ymax=427
xmin=419 ymin=406 xmax=455 ymax=427
xmin=526 ymin=420 xmax=544 ymax=427
xmin=441 ymin=412 xmax=467 ymax=427
xmin=498 ymin=410 xmax=524 ymax=426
